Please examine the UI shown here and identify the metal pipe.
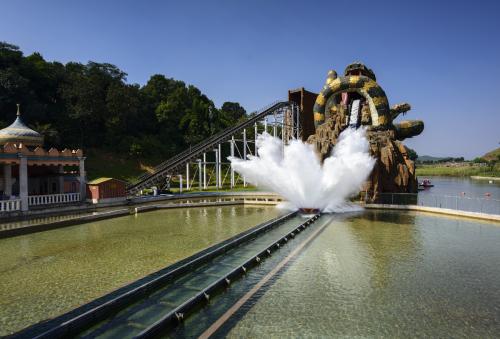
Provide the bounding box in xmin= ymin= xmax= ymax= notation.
xmin=243 ymin=129 xmax=247 ymax=187
xmin=230 ymin=136 xmax=235 ymax=188
xmin=281 ymin=108 xmax=286 ymax=143
xmin=218 ymin=144 xmax=222 ymax=188
xmin=198 ymin=159 xmax=202 ymax=191
xmin=178 ymin=174 xmax=183 ymax=194
xmin=254 ymin=122 xmax=258 ymax=155
xmin=186 ymin=163 xmax=190 ymax=190
xmin=203 ymin=153 xmax=207 ymax=189
xmin=273 ymin=110 xmax=277 ymax=137
xmin=214 ymin=149 xmax=219 ymax=189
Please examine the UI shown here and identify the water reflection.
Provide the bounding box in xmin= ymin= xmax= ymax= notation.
xmin=0 ymin=205 xmax=282 ymax=336
xmin=228 ymin=210 xmax=500 ymax=338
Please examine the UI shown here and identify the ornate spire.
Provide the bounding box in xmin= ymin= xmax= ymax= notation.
xmin=0 ymin=104 xmax=44 ymax=146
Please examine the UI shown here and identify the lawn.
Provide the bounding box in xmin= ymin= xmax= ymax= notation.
xmin=415 ymin=163 xmax=500 ymax=177
xmin=84 ymin=149 xmax=160 ymax=183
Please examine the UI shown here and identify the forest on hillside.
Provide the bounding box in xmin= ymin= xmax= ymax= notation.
xmin=0 ymin=42 xmax=247 ymax=160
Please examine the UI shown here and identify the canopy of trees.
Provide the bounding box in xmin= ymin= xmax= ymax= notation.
xmin=405 ymin=147 xmax=418 ymax=161
xmin=417 ymin=157 xmax=465 ymax=164
xmin=0 ymin=42 xmax=246 ymax=160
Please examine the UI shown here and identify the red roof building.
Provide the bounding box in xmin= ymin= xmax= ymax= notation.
xmin=87 ymin=177 xmax=127 ymax=204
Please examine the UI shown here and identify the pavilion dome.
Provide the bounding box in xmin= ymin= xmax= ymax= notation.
xmin=0 ymin=105 xmax=44 ymax=147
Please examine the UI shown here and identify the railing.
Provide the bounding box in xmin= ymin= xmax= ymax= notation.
xmin=128 ymin=101 xmax=293 ymax=194
xmin=418 ymin=194 xmax=500 ymax=215
xmin=0 ymin=199 xmax=21 ymax=212
xmin=362 ymin=192 xmax=500 ymax=215
xmin=135 ymin=101 xmax=284 ymax=182
xmin=28 ymin=193 xmax=81 ymax=206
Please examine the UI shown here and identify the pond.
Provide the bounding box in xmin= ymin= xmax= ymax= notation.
xmin=417 ymin=176 xmax=500 ymax=214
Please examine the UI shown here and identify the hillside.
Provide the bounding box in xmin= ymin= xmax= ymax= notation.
xmin=482 ymin=147 xmax=500 ymax=162
xmin=85 ymin=149 xmax=157 ymax=183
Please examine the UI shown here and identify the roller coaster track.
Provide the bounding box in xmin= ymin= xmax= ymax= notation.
xmin=127 ymin=101 xmax=293 ymax=195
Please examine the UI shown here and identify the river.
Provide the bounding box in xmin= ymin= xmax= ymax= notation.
xmin=417 ymin=176 xmax=500 ymax=214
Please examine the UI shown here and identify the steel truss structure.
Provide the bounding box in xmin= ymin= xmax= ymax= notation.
xmin=127 ymin=101 xmax=301 ymax=195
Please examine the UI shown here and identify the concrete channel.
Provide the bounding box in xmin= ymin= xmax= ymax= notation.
xmin=12 ymin=211 xmax=320 ymax=338
xmin=0 ymin=193 xmax=284 ymax=239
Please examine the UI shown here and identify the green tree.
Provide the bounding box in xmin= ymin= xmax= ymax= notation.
xmin=0 ymin=41 xmax=247 ymax=169
xmin=219 ymin=101 xmax=247 ymax=127
xmin=405 ymin=147 xmax=418 ymax=161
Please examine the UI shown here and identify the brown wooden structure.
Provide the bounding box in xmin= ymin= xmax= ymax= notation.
xmin=288 ymin=88 xmax=317 ymax=141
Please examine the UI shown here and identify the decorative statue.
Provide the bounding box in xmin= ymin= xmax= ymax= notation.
xmin=307 ymin=62 xmax=424 ymax=202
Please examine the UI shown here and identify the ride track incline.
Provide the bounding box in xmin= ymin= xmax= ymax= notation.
xmin=127 ymin=101 xmax=292 ymax=195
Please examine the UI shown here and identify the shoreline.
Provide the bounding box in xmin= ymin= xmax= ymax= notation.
xmin=470 ymin=176 xmax=500 ymax=181
xmin=415 ymin=171 xmax=499 ymax=178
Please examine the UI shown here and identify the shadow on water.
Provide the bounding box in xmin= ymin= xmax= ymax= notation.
xmin=346 ymin=210 xmax=421 ymax=288
xmin=353 ymin=208 xmax=416 ymax=225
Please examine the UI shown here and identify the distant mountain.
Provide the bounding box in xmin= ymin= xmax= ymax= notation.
xmin=482 ymin=147 xmax=500 ymax=161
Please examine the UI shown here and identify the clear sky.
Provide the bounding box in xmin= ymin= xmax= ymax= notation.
xmin=1 ymin=0 xmax=499 ymax=158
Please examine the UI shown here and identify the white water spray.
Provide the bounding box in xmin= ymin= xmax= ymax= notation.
xmin=229 ymin=127 xmax=375 ymax=212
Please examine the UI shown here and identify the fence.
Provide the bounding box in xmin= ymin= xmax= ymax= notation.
xmin=362 ymin=192 xmax=500 ymax=215
xmin=0 ymin=199 xmax=21 ymax=213
xmin=28 ymin=193 xmax=81 ymax=206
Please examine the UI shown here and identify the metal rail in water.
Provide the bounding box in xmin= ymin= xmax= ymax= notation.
xmin=83 ymin=214 xmax=320 ymax=338
xmin=12 ymin=211 xmax=321 ymax=339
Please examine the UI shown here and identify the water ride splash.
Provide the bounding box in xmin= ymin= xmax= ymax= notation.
xmin=229 ymin=128 xmax=375 ymax=212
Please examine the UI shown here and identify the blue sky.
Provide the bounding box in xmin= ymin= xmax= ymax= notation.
xmin=1 ymin=0 xmax=499 ymax=158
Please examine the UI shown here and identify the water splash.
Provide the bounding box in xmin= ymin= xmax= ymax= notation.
xmin=229 ymin=127 xmax=375 ymax=212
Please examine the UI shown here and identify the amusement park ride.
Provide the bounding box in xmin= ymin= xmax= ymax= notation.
xmin=129 ymin=62 xmax=424 ymax=203
xmin=127 ymin=101 xmax=302 ymax=195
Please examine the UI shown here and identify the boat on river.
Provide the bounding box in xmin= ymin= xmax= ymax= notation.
xmin=419 ymin=178 xmax=434 ymax=188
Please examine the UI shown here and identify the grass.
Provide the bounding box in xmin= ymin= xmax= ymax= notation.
xmin=85 ymin=149 xmax=160 ymax=183
xmin=168 ymin=184 xmax=258 ymax=193
xmin=416 ymin=163 xmax=500 ymax=177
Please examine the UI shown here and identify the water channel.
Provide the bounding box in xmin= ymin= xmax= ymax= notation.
xmin=0 ymin=205 xmax=282 ymax=335
xmin=197 ymin=210 xmax=500 ymax=338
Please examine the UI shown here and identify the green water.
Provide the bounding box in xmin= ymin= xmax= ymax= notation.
xmin=0 ymin=205 xmax=281 ymax=335
xmin=227 ymin=211 xmax=500 ymax=337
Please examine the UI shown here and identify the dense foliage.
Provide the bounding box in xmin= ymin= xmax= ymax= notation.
xmin=416 ymin=157 xmax=465 ymax=164
xmin=405 ymin=147 xmax=418 ymax=161
xmin=0 ymin=42 xmax=246 ymax=160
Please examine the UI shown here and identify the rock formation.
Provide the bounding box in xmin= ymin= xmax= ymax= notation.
xmin=307 ymin=63 xmax=424 ymax=202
